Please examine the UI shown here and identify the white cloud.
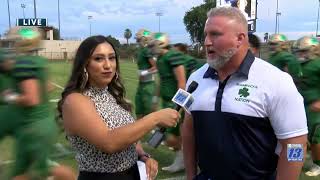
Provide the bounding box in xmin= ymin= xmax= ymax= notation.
xmin=171 ymin=0 xmax=204 ymax=9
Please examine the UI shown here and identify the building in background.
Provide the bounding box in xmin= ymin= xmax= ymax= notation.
xmin=0 ymin=18 xmax=82 ymax=61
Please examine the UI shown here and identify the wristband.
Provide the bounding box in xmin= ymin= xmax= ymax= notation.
xmin=4 ymin=93 xmax=19 ymax=103
xmin=140 ymin=70 xmax=149 ymax=76
xmin=138 ymin=153 xmax=151 ymax=162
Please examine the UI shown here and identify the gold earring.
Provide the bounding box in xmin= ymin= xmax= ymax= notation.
xmin=115 ymin=72 xmax=119 ymax=80
xmin=80 ymin=68 xmax=88 ymax=90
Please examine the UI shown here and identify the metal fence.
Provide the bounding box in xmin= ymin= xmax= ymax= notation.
xmin=38 ymin=51 xmax=76 ymax=61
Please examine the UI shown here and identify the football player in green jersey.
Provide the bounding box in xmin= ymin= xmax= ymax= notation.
xmin=0 ymin=49 xmax=15 ymax=103
xmin=148 ymin=33 xmax=202 ymax=173
xmin=0 ymin=26 xmax=75 ymax=180
xmin=292 ymin=36 xmax=320 ymax=176
xmin=173 ymin=43 xmax=205 ymax=73
xmin=268 ymin=34 xmax=297 ymax=72
xmin=0 ymin=48 xmax=17 ymax=169
xmin=134 ymin=29 xmax=158 ymax=119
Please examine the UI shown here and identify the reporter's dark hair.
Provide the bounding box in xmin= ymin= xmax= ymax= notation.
xmin=57 ymin=35 xmax=131 ymax=119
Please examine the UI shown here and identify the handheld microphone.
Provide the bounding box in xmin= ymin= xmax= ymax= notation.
xmin=148 ymin=81 xmax=198 ymax=148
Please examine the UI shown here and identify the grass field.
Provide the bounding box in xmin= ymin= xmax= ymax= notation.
xmin=0 ymin=60 xmax=320 ymax=179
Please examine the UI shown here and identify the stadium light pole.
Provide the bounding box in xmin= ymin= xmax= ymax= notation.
xmin=21 ymin=4 xmax=26 ymax=18
xmin=156 ymin=12 xmax=163 ymax=32
xmin=7 ymin=0 xmax=11 ymax=29
xmin=277 ymin=12 xmax=281 ymax=34
xmin=58 ymin=0 xmax=61 ymax=39
xmin=33 ymin=0 xmax=37 ymax=18
xmin=88 ymin=15 xmax=93 ymax=36
xmin=274 ymin=0 xmax=279 ymax=34
xmin=316 ymin=0 xmax=320 ymax=36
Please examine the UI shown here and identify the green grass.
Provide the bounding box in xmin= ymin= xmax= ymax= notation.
xmin=0 ymin=60 xmax=317 ymax=180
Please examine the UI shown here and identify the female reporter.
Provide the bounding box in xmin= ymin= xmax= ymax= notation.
xmin=57 ymin=35 xmax=179 ymax=180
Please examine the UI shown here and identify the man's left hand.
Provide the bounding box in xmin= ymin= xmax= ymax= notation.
xmin=145 ymin=158 xmax=158 ymax=180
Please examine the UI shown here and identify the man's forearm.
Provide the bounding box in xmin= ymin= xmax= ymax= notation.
xmin=183 ymin=140 xmax=197 ymax=180
xmin=173 ymin=65 xmax=186 ymax=90
xmin=276 ymin=141 xmax=307 ymax=180
xmin=182 ymin=120 xmax=197 ymax=180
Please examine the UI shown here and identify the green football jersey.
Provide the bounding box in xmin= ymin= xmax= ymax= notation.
xmin=137 ymin=47 xmax=153 ymax=70
xmin=12 ymin=55 xmax=52 ymax=121
xmin=156 ymin=50 xmax=201 ymax=100
xmin=157 ymin=50 xmax=185 ymax=100
xmin=0 ymin=49 xmax=15 ymax=105
xmin=269 ymin=51 xmax=297 ymax=71
xmin=0 ymin=73 xmax=14 ymax=105
xmin=183 ymin=54 xmax=205 ymax=78
xmin=296 ymin=58 xmax=320 ymax=105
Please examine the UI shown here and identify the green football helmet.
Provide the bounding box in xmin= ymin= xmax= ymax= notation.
xmin=268 ymin=34 xmax=289 ymax=53
xmin=135 ymin=29 xmax=152 ymax=47
xmin=294 ymin=36 xmax=320 ymax=61
xmin=6 ymin=26 xmax=42 ymax=53
xmin=269 ymin=34 xmax=288 ymax=43
xmin=148 ymin=32 xmax=170 ymax=56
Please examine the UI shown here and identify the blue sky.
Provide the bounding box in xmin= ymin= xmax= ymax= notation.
xmin=0 ymin=0 xmax=318 ymax=44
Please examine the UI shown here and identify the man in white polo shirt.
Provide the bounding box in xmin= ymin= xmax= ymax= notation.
xmin=182 ymin=7 xmax=308 ymax=180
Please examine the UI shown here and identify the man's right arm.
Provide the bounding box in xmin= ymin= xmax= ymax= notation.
xmin=182 ymin=113 xmax=197 ymax=180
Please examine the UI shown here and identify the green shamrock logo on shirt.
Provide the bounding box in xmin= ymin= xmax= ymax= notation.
xmin=238 ymin=87 xmax=250 ymax=98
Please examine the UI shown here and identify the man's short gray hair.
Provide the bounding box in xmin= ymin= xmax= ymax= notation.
xmin=207 ymin=7 xmax=248 ymax=31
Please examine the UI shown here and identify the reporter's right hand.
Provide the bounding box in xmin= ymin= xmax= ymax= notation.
xmin=153 ymin=108 xmax=180 ymax=128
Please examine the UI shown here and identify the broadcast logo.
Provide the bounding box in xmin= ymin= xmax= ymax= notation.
xmin=287 ymin=144 xmax=303 ymax=162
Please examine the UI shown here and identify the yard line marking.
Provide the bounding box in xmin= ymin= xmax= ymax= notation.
xmin=120 ymin=67 xmax=137 ymax=71
xmin=122 ymin=77 xmax=138 ymax=82
xmin=50 ymin=82 xmax=64 ymax=90
xmin=0 ymin=160 xmax=14 ymax=165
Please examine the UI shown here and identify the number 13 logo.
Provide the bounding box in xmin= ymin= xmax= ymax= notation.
xmin=287 ymin=144 xmax=303 ymax=162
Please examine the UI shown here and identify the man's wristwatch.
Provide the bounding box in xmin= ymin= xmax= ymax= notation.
xmin=138 ymin=153 xmax=151 ymax=162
